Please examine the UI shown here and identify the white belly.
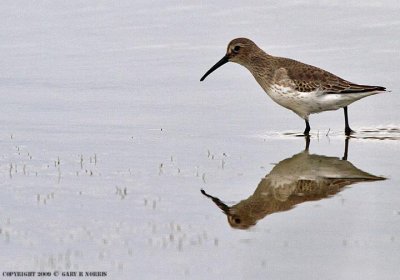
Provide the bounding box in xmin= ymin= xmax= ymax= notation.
xmin=264 ymin=85 xmax=374 ymax=119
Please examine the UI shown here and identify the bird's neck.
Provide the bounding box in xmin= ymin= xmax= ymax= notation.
xmin=242 ymin=51 xmax=276 ymax=89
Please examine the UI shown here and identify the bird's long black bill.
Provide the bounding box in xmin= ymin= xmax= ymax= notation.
xmin=200 ymin=189 xmax=230 ymax=215
xmin=200 ymin=55 xmax=229 ymax=81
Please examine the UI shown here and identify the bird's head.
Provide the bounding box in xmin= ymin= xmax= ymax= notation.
xmin=200 ymin=38 xmax=259 ymax=81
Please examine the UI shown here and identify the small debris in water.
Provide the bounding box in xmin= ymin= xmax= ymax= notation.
xmin=214 ymin=238 xmax=218 ymax=246
xmin=159 ymin=163 xmax=163 ymax=175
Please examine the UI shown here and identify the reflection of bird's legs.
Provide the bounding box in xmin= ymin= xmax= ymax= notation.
xmin=304 ymin=135 xmax=311 ymax=151
xmin=342 ymin=137 xmax=350 ymax=160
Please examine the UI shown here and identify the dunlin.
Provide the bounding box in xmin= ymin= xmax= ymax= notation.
xmin=200 ymin=38 xmax=386 ymax=136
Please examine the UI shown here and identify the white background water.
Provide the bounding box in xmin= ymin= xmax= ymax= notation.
xmin=0 ymin=1 xmax=399 ymax=279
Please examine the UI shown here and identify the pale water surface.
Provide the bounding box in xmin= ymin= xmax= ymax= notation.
xmin=0 ymin=1 xmax=399 ymax=279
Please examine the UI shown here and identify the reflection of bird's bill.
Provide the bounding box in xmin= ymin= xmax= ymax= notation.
xmin=201 ymin=189 xmax=252 ymax=229
xmin=200 ymin=189 xmax=230 ymax=215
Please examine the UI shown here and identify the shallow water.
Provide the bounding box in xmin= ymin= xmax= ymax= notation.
xmin=0 ymin=1 xmax=399 ymax=279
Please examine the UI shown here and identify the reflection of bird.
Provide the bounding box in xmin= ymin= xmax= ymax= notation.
xmin=200 ymin=38 xmax=386 ymax=136
xmin=201 ymin=139 xmax=385 ymax=230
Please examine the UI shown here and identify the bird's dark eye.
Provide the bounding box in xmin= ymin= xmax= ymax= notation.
xmin=233 ymin=45 xmax=241 ymax=53
xmin=234 ymin=218 xmax=241 ymax=224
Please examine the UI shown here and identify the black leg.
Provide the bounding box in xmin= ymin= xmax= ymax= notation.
xmin=344 ymin=106 xmax=354 ymax=136
xmin=304 ymin=119 xmax=310 ymax=136
xmin=342 ymin=137 xmax=349 ymax=160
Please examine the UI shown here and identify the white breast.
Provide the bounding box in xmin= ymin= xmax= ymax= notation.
xmin=264 ymin=85 xmax=320 ymax=119
xmin=263 ymin=85 xmax=367 ymax=119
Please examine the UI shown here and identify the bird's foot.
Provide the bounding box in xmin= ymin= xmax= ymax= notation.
xmin=345 ymin=127 xmax=355 ymax=136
